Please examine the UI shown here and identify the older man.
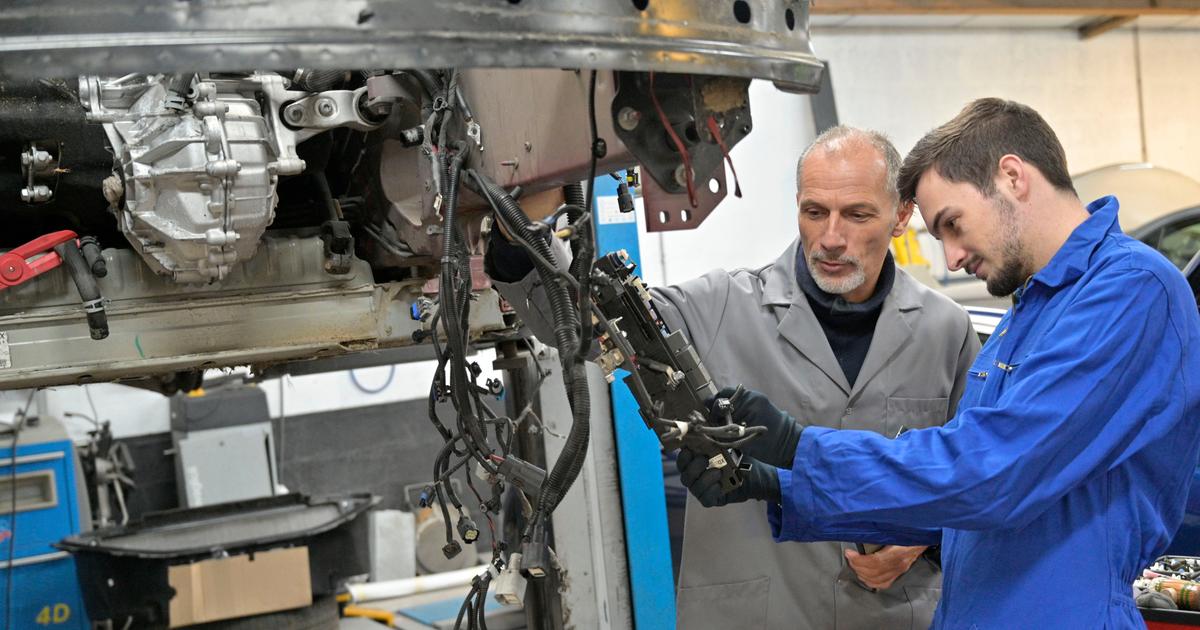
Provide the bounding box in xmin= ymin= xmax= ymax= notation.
xmin=485 ymin=126 xmax=978 ymax=629
xmin=686 ymin=99 xmax=1200 ymax=628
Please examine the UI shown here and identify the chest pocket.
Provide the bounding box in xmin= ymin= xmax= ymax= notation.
xmin=885 ymin=396 xmax=950 ymax=435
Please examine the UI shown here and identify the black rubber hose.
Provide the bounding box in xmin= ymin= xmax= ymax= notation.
xmin=563 ymin=183 xmax=586 ymax=215
xmin=311 ymin=171 xmax=340 ymax=222
xmin=79 ymin=236 xmax=106 ymax=278
xmin=412 ymin=70 xmax=443 ymax=99
xmin=54 ymin=241 xmax=107 ymax=340
xmin=293 ymin=69 xmax=345 ymax=93
xmin=539 ymin=360 xmax=591 ymax=513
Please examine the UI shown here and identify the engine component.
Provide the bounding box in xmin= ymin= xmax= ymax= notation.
xmin=281 ymin=87 xmax=381 ymax=131
xmin=80 ymin=73 xmax=302 ymax=283
xmin=79 ymin=72 xmax=388 ymax=283
xmin=611 ymin=71 xmax=751 ymax=231
xmin=611 ymin=72 xmax=751 ymax=198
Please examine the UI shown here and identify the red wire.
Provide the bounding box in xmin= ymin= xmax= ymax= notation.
xmin=707 ymin=115 xmax=743 ymax=198
xmin=648 ymin=72 xmax=698 ymax=208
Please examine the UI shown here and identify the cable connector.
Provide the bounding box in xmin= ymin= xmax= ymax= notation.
xmin=616 ymin=182 xmax=635 ymax=214
xmin=457 ymin=514 xmax=480 ymax=544
xmin=497 ymin=455 xmax=547 ymax=496
xmin=443 ymin=540 xmax=462 ymax=559
xmin=494 ymin=553 xmax=528 ymax=606
xmin=520 ymin=522 xmax=549 ymax=579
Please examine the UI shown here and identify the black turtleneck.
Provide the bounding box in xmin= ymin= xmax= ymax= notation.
xmin=794 ymin=249 xmax=896 ymax=388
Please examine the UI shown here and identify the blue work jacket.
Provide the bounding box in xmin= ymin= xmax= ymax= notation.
xmin=769 ymin=196 xmax=1200 ymax=628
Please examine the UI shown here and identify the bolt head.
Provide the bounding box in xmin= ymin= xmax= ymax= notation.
xmin=673 ymin=164 xmax=689 ymax=187
xmin=287 ymin=107 xmax=303 ymax=122
xmin=617 ymin=107 xmax=642 ymax=131
xmin=316 ymin=99 xmax=336 ymax=117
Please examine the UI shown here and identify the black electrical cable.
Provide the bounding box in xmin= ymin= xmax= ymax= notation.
xmin=433 ymin=437 xmax=464 ymax=548
xmin=533 ymin=70 xmax=603 ymax=518
xmin=439 ymin=146 xmax=495 ymax=475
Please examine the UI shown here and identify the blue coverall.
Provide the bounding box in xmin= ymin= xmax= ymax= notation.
xmin=768 ymin=197 xmax=1200 ymax=628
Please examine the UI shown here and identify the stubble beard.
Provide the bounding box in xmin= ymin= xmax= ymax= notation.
xmin=985 ymin=195 xmax=1032 ymax=297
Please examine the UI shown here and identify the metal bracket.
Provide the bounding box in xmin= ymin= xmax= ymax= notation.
xmin=641 ymin=160 xmax=728 ymax=232
xmin=611 ymin=71 xmax=751 ymax=202
xmin=282 ymin=87 xmax=383 ymax=132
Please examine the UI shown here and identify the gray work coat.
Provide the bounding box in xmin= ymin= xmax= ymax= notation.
xmin=495 ymin=238 xmax=980 ymax=630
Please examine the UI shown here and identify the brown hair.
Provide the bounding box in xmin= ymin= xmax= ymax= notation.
xmin=897 ymin=98 xmax=1077 ymax=203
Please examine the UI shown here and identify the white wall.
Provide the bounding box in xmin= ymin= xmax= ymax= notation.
xmin=649 ymin=25 xmax=1200 ymax=284
xmin=811 ymin=26 xmax=1200 ymax=184
xmin=1139 ymin=31 xmax=1200 ymax=184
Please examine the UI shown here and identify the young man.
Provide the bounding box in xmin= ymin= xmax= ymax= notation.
xmin=487 ymin=126 xmax=978 ymax=629
xmin=681 ymin=99 xmax=1200 ymax=627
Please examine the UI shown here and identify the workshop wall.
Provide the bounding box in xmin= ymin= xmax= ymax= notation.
xmin=651 ymin=26 xmax=1200 ymax=286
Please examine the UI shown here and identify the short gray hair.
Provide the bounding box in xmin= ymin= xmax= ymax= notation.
xmin=795 ymin=126 xmax=902 ymax=204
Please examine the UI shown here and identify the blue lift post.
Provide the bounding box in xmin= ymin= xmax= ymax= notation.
xmin=591 ymin=175 xmax=676 ymax=629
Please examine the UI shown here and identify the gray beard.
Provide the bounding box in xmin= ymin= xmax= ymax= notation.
xmin=809 ymin=252 xmax=867 ymax=295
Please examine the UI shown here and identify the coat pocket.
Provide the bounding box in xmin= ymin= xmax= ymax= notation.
xmin=676 ymin=576 xmax=770 ymax=630
xmin=903 ymin=586 xmax=940 ymax=630
xmin=885 ymin=396 xmax=950 ymax=435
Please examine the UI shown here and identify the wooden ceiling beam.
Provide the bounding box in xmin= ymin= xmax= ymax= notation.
xmin=810 ymin=1 xmax=1200 ymax=16
xmin=1077 ymin=14 xmax=1138 ymax=37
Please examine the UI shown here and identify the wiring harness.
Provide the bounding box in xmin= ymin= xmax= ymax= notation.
xmin=415 ymin=70 xmax=604 ymax=629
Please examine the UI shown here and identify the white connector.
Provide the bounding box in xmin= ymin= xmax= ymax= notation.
xmin=494 ymin=553 xmax=528 ymax=606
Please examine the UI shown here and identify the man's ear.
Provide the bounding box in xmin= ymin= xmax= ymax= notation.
xmin=997 ymin=154 xmax=1030 ymax=201
xmin=892 ymin=200 xmax=915 ymax=237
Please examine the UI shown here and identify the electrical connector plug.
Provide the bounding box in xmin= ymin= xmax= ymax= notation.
xmin=494 ymin=553 xmax=528 ymax=606
xmin=457 ymin=514 xmax=480 ymax=544
xmin=443 ymin=540 xmax=462 ymax=559
xmin=616 ymin=182 xmax=634 ymax=213
xmin=497 ymin=455 xmax=547 ymax=496
xmin=520 ymin=522 xmax=549 ymax=579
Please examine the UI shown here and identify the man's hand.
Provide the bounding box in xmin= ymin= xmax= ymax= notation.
xmin=710 ymin=386 xmax=804 ymax=469
xmin=677 ymin=449 xmax=779 ymax=508
xmin=844 ymin=545 xmax=927 ymax=590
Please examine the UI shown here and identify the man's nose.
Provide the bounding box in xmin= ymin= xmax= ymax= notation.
xmin=819 ymin=215 xmax=847 ymax=252
xmin=944 ymin=241 xmax=969 ymax=272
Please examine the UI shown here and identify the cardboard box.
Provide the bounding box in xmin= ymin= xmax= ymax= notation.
xmin=168 ymin=546 xmax=312 ymax=627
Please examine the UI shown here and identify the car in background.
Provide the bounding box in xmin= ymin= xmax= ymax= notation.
xmin=901 ymin=163 xmax=1200 ymax=309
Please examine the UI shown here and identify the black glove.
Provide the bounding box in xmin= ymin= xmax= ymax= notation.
xmin=677 ymin=448 xmax=780 ymax=508
xmin=709 ymin=386 xmax=803 ymax=469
